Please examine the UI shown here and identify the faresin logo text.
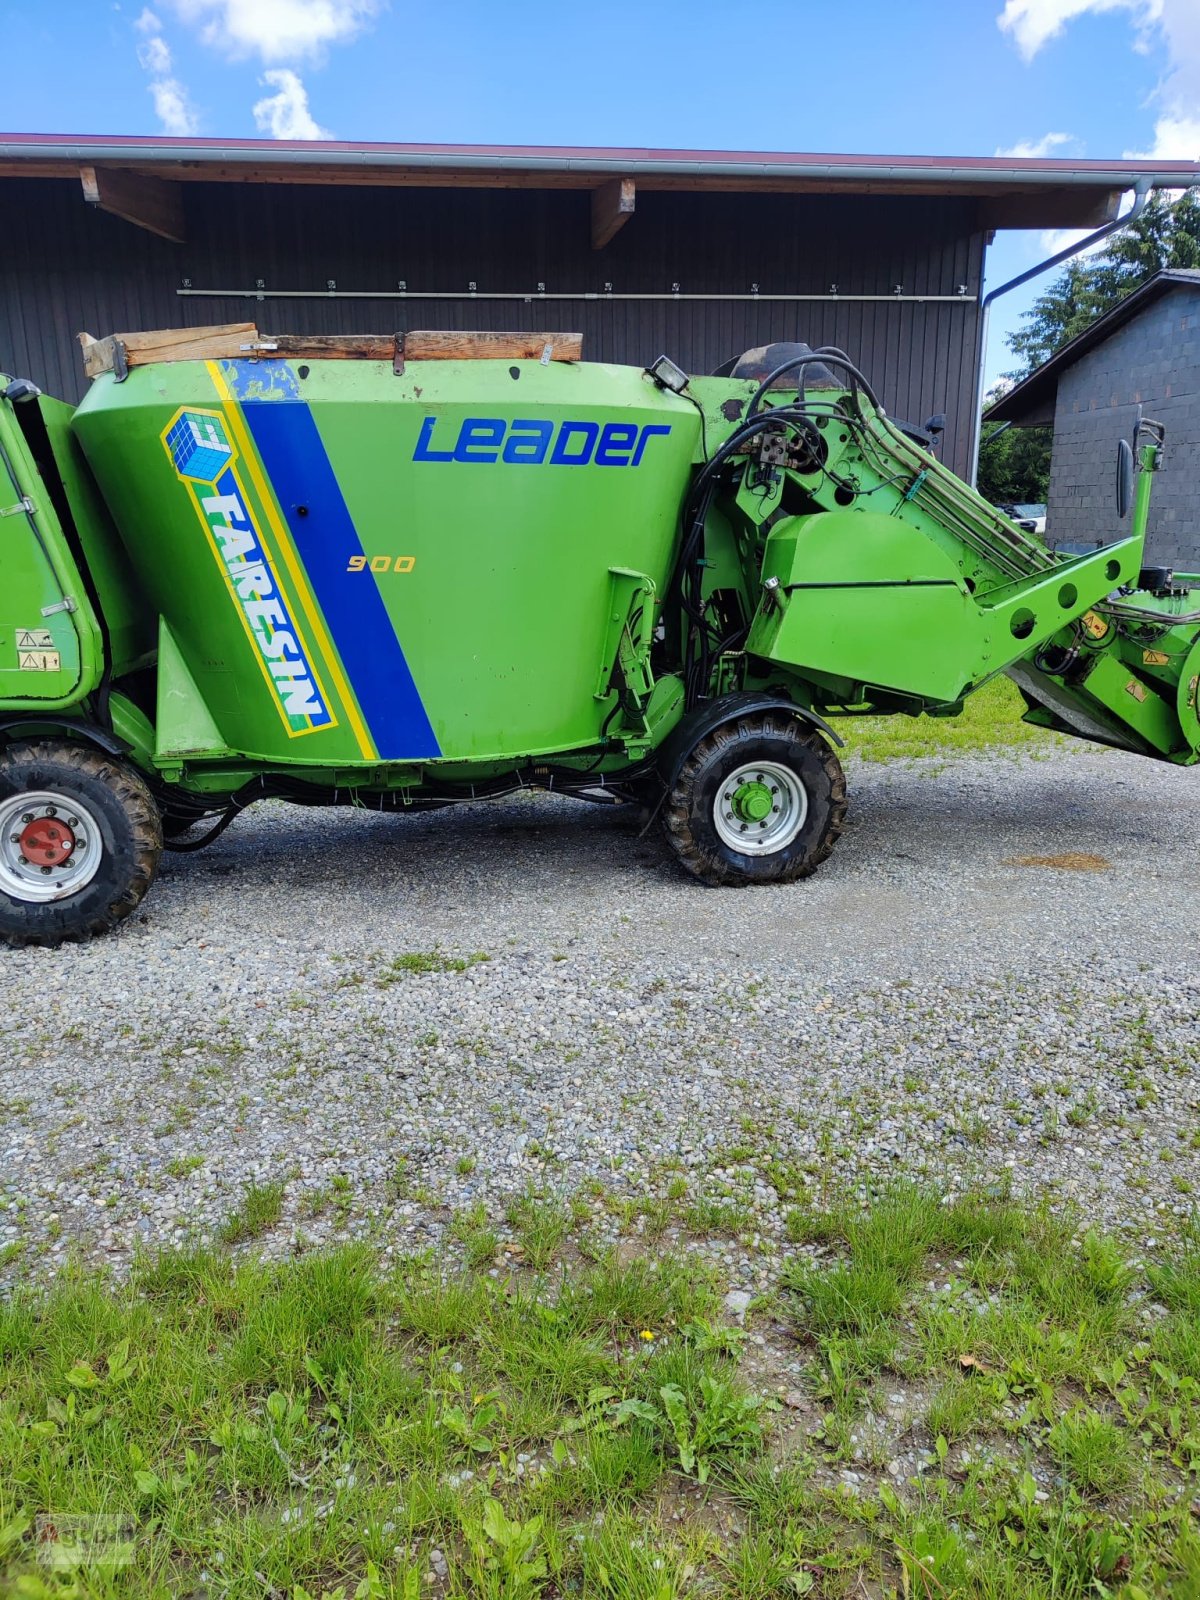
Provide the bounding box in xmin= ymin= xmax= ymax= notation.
xmin=162 ymin=408 xmax=334 ymax=737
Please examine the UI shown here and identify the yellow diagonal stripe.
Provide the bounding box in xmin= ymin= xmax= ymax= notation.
xmin=206 ymin=362 xmax=376 ymax=761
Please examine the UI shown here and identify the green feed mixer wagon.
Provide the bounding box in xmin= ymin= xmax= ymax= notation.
xmin=0 ymin=323 xmax=1198 ymax=945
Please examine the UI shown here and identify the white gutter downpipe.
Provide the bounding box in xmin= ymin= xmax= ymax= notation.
xmin=968 ymin=178 xmax=1153 ymax=487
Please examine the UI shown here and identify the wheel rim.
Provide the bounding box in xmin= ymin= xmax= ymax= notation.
xmin=0 ymin=790 xmax=103 ymax=903
xmin=713 ymin=760 xmax=808 ymax=855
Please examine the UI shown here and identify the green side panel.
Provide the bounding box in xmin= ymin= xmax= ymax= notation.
xmin=308 ymin=358 xmax=699 ymax=760
xmin=747 ymin=511 xmax=995 ymax=702
xmin=1007 ymin=652 xmax=1182 ymax=757
xmin=1175 ymin=636 xmax=1200 ymax=758
xmin=1062 ymin=653 xmax=1178 ymax=753
xmin=0 ymin=388 xmax=102 ymax=710
xmin=71 ymin=357 xmax=700 ymax=767
xmin=33 ymin=395 xmax=155 ymax=678
xmin=71 ymin=365 xmax=373 ymax=766
xmin=156 ymin=618 xmax=233 ymax=759
xmin=108 ymin=690 xmax=156 ymax=770
xmin=747 ymin=510 xmax=1147 ymax=705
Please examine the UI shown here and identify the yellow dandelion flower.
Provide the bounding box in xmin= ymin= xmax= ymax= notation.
xmin=639 ymin=1329 xmax=655 ymax=1342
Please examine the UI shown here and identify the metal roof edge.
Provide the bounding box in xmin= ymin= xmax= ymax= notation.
xmin=1 ymin=134 xmax=1198 ymax=189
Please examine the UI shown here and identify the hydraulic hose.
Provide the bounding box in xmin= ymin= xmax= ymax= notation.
xmin=674 ymin=403 xmax=828 ymax=707
xmin=746 ymin=348 xmax=883 ymax=419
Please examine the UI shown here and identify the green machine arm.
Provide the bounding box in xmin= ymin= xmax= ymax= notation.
xmin=690 ymin=361 xmax=1200 ymax=765
xmin=1005 ymin=429 xmax=1200 ymax=763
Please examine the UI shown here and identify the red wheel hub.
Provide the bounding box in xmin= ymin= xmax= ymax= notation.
xmin=18 ymin=816 xmax=76 ymax=867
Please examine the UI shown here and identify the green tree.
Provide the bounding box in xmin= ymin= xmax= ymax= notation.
xmin=1005 ymin=188 xmax=1200 ymax=379
xmin=1005 ymin=257 xmax=1111 ymax=375
xmin=1095 ymin=187 xmax=1200 ymax=292
xmin=977 ymin=408 xmax=1052 ymax=506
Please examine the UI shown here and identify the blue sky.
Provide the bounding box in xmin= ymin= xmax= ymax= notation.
xmin=5 ymin=0 xmax=1198 ymax=388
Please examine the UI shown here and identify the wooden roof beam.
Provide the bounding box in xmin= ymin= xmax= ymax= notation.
xmin=591 ymin=177 xmax=635 ymax=249
xmin=80 ymin=164 xmax=186 ymax=244
xmin=978 ymin=187 xmax=1122 ymax=230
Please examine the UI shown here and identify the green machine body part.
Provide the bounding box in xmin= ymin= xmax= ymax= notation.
xmin=0 ymin=329 xmax=1195 ymax=943
xmin=0 ymin=392 xmax=104 ymax=711
xmin=66 ymin=354 xmax=699 ymax=772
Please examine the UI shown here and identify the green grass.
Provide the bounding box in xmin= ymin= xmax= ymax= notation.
xmin=503 ymin=1188 xmax=572 ymax=1272
xmin=217 ymin=1178 xmax=286 ymax=1245
xmin=378 ymin=950 xmax=490 ymax=983
xmin=1049 ymin=1408 xmax=1135 ymax=1497
xmin=839 ymin=674 xmax=1060 ymax=762
xmin=2 ymin=1189 xmax=1199 ymax=1597
xmin=163 ymin=1156 xmax=204 ymax=1180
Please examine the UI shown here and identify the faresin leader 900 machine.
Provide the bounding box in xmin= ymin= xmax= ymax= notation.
xmin=0 ymin=322 xmax=1197 ymax=944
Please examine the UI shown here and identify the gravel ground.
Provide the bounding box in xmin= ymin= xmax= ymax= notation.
xmin=2 ymin=743 xmax=1199 ymax=1288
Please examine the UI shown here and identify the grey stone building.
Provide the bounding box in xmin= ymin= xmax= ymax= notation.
xmin=987 ymin=269 xmax=1200 ymax=568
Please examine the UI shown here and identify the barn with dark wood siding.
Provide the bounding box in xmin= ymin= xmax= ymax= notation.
xmin=2 ymin=137 xmax=1197 ymax=480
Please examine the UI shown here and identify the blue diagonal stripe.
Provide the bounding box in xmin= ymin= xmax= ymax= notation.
xmin=232 ymin=379 xmax=441 ymax=761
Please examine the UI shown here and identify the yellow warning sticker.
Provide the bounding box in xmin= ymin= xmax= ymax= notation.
xmin=15 ymin=628 xmax=53 ymax=649
xmin=18 ymin=650 xmax=60 ymax=672
xmin=1081 ymin=611 xmax=1109 ymax=640
xmin=1142 ymin=649 xmax=1170 ymax=666
xmin=1125 ymin=679 xmax=1148 ymax=702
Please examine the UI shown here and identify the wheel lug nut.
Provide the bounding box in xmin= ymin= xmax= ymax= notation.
xmin=20 ymin=813 xmax=32 ymax=824
xmin=8 ymin=834 xmax=18 ymax=844
xmin=17 ymin=855 xmax=27 ymax=865
xmin=44 ymin=805 xmax=56 ymax=817
xmin=67 ymin=817 xmax=78 ymax=828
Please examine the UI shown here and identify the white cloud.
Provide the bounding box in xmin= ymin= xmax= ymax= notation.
xmin=998 ymin=0 xmax=1200 ymax=162
xmin=1040 ymin=225 xmax=1106 ymax=253
xmin=150 ymin=77 xmax=201 ymax=136
xmin=132 ymin=9 xmax=199 ymax=135
xmin=998 ymin=0 xmax=1171 ymax=61
xmin=170 ymin=0 xmax=380 ymax=64
xmin=253 ymin=68 xmax=330 ymax=139
xmin=997 ymin=0 xmax=1160 ymax=62
xmin=995 ymin=132 xmax=1078 ymax=157
xmin=1124 ymin=112 xmax=1200 ymax=158
xmin=137 ymin=32 xmax=173 ymax=74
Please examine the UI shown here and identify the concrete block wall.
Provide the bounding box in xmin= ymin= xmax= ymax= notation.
xmin=1049 ymin=285 xmax=1200 ymax=569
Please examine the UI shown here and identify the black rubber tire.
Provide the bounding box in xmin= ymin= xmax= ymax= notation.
xmin=662 ymin=714 xmax=847 ymax=886
xmin=0 ymin=739 xmax=163 ymax=947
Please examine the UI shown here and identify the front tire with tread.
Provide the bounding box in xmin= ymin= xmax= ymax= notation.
xmin=662 ymin=713 xmax=846 ymax=886
xmin=0 ymin=739 xmax=162 ymax=946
